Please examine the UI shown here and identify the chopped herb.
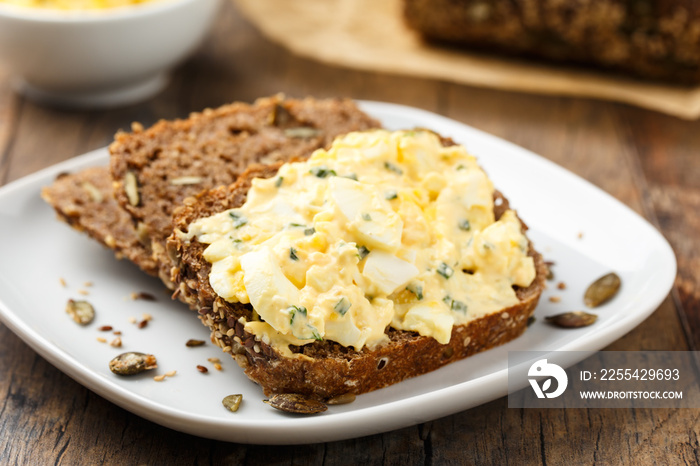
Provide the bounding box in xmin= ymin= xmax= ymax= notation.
xmin=357 ymin=245 xmax=370 ymax=260
xmin=384 ymin=161 xmax=403 ymax=175
xmin=385 ymin=190 xmax=398 ymax=200
xmin=406 ymin=283 xmax=424 ymax=300
xmin=310 ymin=327 xmax=323 ymax=341
xmin=289 ymin=223 xmax=306 ymax=228
xmin=456 ymin=164 xmax=466 ymax=170
xmin=304 ymin=227 xmax=315 ymax=236
xmin=361 ymin=213 xmax=372 ymax=221
xmin=334 ymin=297 xmax=351 ymax=316
xmin=458 ymin=219 xmax=471 ymax=231
xmin=288 ymin=305 xmax=307 ymax=325
xmin=343 ymin=173 xmax=358 ymax=181
xmin=483 ymin=242 xmax=495 ymax=251
xmin=289 ymin=247 xmax=299 ymax=261
xmin=437 ymin=262 xmax=454 ymax=279
xmin=274 ymin=176 xmax=284 ymax=188
xmin=310 ymin=166 xmax=337 ymax=178
xmin=229 ymin=211 xmax=248 ymax=229
xmin=451 ymin=299 xmax=467 ymax=313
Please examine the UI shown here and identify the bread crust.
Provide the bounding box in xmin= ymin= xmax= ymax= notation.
xmin=403 ymin=0 xmax=700 ymax=83
xmin=109 ymin=95 xmax=381 ymax=287
xmin=169 ymin=160 xmax=547 ymax=399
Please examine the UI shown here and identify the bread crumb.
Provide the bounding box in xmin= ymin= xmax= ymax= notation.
xmin=578 ymin=232 xmax=584 ymax=239
xmin=131 ymin=121 xmax=144 ymax=133
xmin=128 ymin=316 xmax=137 ymax=324
xmin=142 ymin=313 xmax=153 ymax=321
xmin=110 ymin=337 xmax=122 ymax=347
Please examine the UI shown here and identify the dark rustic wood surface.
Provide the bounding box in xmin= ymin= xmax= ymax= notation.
xmin=1 ymin=2 xmax=699 ymax=464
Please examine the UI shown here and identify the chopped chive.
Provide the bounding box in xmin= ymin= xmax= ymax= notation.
xmin=289 ymin=223 xmax=305 ymax=228
xmin=458 ymin=219 xmax=471 ymax=231
xmin=451 ymin=300 xmax=467 ymax=313
xmin=437 ymin=262 xmax=454 ymax=279
xmin=310 ymin=166 xmax=337 ymax=178
xmin=357 ymin=245 xmax=370 ymax=260
xmin=385 ymin=190 xmax=398 ymax=200
xmin=304 ymin=227 xmax=316 ymax=236
xmin=343 ymin=173 xmax=358 ymax=181
xmin=406 ymin=283 xmax=423 ymax=300
xmin=229 ymin=211 xmax=248 ymax=228
xmin=456 ymin=164 xmax=466 ymax=170
xmin=361 ymin=213 xmax=372 ymax=221
xmin=334 ymin=297 xmax=351 ymax=316
xmin=274 ymin=176 xmax=284 ymax=188
xmin=288 ymin=305 xmax=307 ymax=325
xmin=289 ymin=247 xmax=299 ymax=261
xmin=310 ymin=326 xmax=323 ymax=341
xmin=384 ymin=161 xmax=403 ymax=175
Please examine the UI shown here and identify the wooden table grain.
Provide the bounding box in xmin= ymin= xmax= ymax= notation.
xmin=1 ymin=2 xmax=699 ymax=464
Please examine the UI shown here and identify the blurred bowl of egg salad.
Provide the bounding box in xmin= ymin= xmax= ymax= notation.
xmin=0 ymin=0 xmax=221 ymax=107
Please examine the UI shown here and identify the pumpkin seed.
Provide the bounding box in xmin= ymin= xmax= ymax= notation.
xmin=326 ymin=393 xmax=356 ymax=405
xmin=584 ymin=272 xmax=621 ymax=308
xmin=284 ymin=127 xmax=322 ymax=139
xmin=109 ymin=352 xmax=157 ymax=375
xmin=222 ymin=394 xmax=243 ymax=412
xmin=545 ymin=311 xmax=597 ymax=328
xmin=66 ymin=299 xmax=95 ymax=325
xmin=124 ymin=171 xmax=140 ymax=206
xmin=263 ymin=394 xmax=327 ymax=414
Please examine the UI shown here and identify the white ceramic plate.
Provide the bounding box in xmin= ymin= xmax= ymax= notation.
xmin=0 ymin=102 xmax=676 ymax=444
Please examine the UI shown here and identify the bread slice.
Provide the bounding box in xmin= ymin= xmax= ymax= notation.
xmin=109 ymin=95 xmax=381 ymax=287
xmin=41 ymin=167 xmax=158 ymax=275
xmin=168 ymin=158 xmax=547 ymax=400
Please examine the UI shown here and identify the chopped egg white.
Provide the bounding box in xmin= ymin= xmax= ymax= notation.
xmin=186 ymin=130 xmax=536 ymax=356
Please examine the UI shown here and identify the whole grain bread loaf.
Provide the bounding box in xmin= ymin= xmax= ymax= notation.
xmin=41 ymin=167 xmax=158 ymax=275
xmin=404 ymin=0 xmax=700 ymax=83
xmin=109 ymin=95 xmax=380 ymax=286
xmin=168 ymin=162 xmax=547 ymax=400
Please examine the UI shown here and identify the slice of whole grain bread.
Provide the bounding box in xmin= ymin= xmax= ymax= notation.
xmin=168 ymin=162 xmax=547 ymax=400
xmin=41 ymin=167 xmax=158 ymax=275
xmin=110 ymin=95 xmax=381 ymax=287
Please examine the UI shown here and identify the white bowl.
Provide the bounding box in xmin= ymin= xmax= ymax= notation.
xmin=0 ymin=0 xmax=221 ymax=108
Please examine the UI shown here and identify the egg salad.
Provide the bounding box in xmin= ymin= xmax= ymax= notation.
xmin=186 ymin=130 xmax=536 ymax=357
xmin=0 ymin=0 xmax=161 ymax=10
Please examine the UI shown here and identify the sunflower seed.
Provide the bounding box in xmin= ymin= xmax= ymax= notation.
xmin=109 ymin=352 xmax=157 ymax=375
xmin=124 ymin=171 xmax=140 ymax=206
xmin=263 ymin=394 xmax=327 ymax=414
xmin=81 ymin=181 xmax=103 ymax=203
xmin=284 ymin=127 xmax=322 ymax=139
xmin=545 ymin=311 xmax=597 ymax=328
xmin=185 ymin=339 xmax=206 ymax=347
xmin=66 ymin=299 xmax=95 ymax=325
xmin=170 ymin=176 xmax=203 ymax=186
xmin=584 ymin=272 xmax=621 ymax=308
xmin=223 ymin=394 xmax=243 ymax=412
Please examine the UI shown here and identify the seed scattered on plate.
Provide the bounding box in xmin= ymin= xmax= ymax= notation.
xmin=263 ymin=394 xmax=327 ymax=414
xmin=83 ymin=281 xmax=93 ymax=288
xmin=549 ymin=296 xmax=561 ymax=303
xmin=165 ymin=370 xmax=177 ymax=377
xmin=584 ymin=272 xmax=621 ymax=308
xmin=527 ymin=316 xmax=536 ymax=327
xmin=196 ymin=365 xmax=208 ymax=373
xmin=545 ymin=311 xmax=597 ymax=328
xmin=213 ymin=363 xmax=223 ymax=371
xmin=130 ymin=291 xmax=156 ymax=301
xmin=557 ymin=282 xmax=567 ymax=290
xmin=138 ymin=319 xmax=149 ymax=329
xmin=207 ymin=357 xmax=221 ymax=364
xmin=186 ymin=339 xmax=206 ymax=347
xmin=326 ymin=393 xmax=356 ymax=405
xmin=109 ymin=352 xmax=157 ymax=376
xmin=222 ymin=394 xmax=243 ymax=413
xmin=96 ymin=337 xmax=107 ymax=343
xmin=59 ymin=277 xmax=67 ymax=287
xmin=110 ymin=337 xmax=122 ymax=348
xmin=113 ymin=330 xmax=122 ymax=335
xmin=98 ymin=325 xmax=113 ymax=332
xmin=66 ymin=299 xmax=95 ymax=325
xmin=153 ymin=374 xmax=166 ymax=382
xmin=128 ymin=316 xmax=137 ymax=324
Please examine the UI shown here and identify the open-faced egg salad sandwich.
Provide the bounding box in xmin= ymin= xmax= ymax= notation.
xmin=170 ymin=128 xmax=547 ymax=401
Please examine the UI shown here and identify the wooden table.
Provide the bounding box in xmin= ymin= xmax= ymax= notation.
xmin=1 ymin=2 xmax=698 ymax=464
